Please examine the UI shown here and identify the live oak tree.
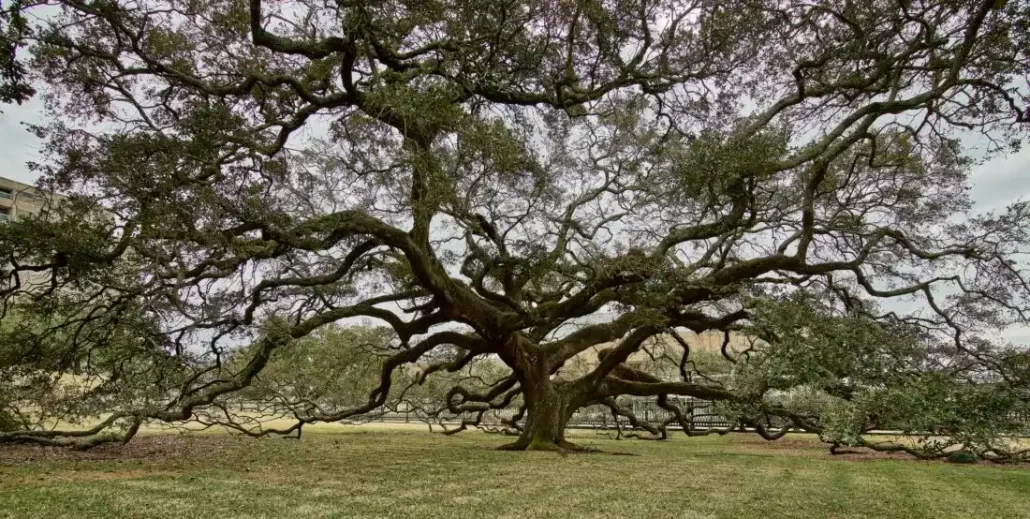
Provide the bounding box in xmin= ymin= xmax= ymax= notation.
xmin=2 ymin=0 xmax=1030 ymax=454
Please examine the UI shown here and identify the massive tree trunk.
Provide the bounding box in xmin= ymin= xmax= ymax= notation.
xmin=499 ymin=350 xmax=584 ymax=451
xmin=517 ymin=380 xmax=572 ymax=450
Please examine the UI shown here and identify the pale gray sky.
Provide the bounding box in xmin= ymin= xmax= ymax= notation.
xmin=0 ymin=98 xmax=43 ymax=186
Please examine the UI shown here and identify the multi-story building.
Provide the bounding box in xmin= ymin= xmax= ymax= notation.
xmin=0 ymin=176 xmax=61 ymax=222
xmin=0 ymin=176 xmax=68 ymax=291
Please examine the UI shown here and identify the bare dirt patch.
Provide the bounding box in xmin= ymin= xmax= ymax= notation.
xmin=727 ymin=435 xmax=824 ymax=450
xmin=0 ymin=434 xmax=239 ymax=464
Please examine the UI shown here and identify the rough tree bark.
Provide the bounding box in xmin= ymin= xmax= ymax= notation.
xmin=497 ymin=345 xmax=586 ymax=451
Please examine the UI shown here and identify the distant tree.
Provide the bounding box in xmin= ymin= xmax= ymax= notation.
xmin=720 ymin=295 xmax=1030 ymax=460
xmin=0 ymin=204 xmax=189 ymax=447
xmin=194 ymin=325 xmax=394 ymax=435
xmin=392 ymin=351 xmax=521 ymax=434
xmin=2 ymin=0 xmax=1030 ymax=456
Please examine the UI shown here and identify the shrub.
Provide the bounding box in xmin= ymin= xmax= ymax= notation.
xmin=947 ymin=450 xmax=978 ymax=464
xmin=0 ymin=409 xmax=17 ymax=432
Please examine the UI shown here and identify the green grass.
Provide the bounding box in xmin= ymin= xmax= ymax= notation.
xmin=1 ymin=427 xmax=1029 ymax=518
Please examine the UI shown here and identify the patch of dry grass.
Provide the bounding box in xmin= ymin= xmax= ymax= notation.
xmin=2 ymin=429 xmax=1029 ymax=518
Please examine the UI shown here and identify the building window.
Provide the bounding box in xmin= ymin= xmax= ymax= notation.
xmin=0 ymin=206 xmax=9 ymax=221
xmin=0 ymin=188 xmax=11 ymax=200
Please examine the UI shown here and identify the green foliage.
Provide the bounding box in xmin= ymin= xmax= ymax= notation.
xmin=0 ymin=300 xmax=189 ymax=431
xmin=741 ymin=294 xmax=928 ymax=395
xmin=859 ymin=378 xmax=1030 ymax=456
xmin=0 ymin=205 xmax=190 ymax=431
xmin=395 ymin=354 xmax=514 ymax=421
xmin=727 ymin=295 xmax=1030 ymax=458
xmin=0 ymin=407 xmax=17 ymax=432
xmin=672 ymin=125 xmax=790 ymax=200
xmin=231 ymin=325 xmax=393 ymax=416
xmin=0 ymin=0 xmax=35 ymax=105
xmin=817 ymin=401 xmax=866 ymax=447
xmin=947 ymin=450 xmax=979 ymax=464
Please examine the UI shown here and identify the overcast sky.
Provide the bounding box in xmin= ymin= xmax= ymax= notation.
xmin=2 ymin=96 xmax=1029 ymax=342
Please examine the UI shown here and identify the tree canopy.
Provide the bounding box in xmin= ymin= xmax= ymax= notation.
xmin=1 ymin=0 xmax=1030 ymax=456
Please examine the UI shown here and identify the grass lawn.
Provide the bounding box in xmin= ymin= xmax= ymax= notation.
xmin=2 ymin=427 xmax=1029 ymax=518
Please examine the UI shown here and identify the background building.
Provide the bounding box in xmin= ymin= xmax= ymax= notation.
xmin=0 ymin=176 xmax=67 ymax=291
xmin=0 ymin=176 xmax=60 ymax=222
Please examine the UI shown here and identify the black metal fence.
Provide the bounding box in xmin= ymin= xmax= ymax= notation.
xmin=373 ymin=397 xmax=1030 ymax=435
xmin=569 ymin=398 xmax=733 ymax=430
xmin=375 ymin=396 xmax=734 ymax=431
